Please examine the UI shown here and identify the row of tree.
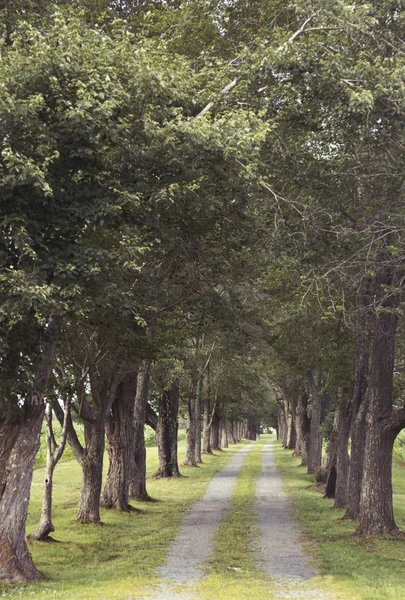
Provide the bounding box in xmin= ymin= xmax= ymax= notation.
xmin=0 ymin=0 xmax=404 ymax=586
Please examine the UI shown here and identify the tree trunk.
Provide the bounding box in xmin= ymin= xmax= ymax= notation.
xmin=220 ymin=418 xmax=229 ymax=448
xmin=356 ymin=307 xmax=400 ymax=535
xmin=294 ymin=392 xmax=308 ymax=458
xmin=195 ymin=376 xmax=203 ymax=463
xmin=202 ymin=365 xmax=213 ymax=454
xmin=0 ymin=402 xmax=45 ymax=581
xmin=285 ymin=399 xmax=297 ymax=450
xmin=77 ymin=420 xmax=105 ymax=524
xmin=333 ymin=393 xmax=352 ymax=509
xmin=29 ymin=398 xmax=71 ymax=541
xmin=156 ymin=381 xmax=181 ymax=478
xmin=184 ymin=379 xmax=198 ymax=467
xmin=210 ymin=400 xmax=221 ymax=451
xmin=0 ymin=316 xmax=58 ymax=582
xmin=306 ymin=372 xmax=323 ymax=475
xmin=324 ymin=406 xmax=341 ymax=499
xmin=130 ymin=360 xmax=152 ymax=501
xmin=102 ymin=369 xmax=138 ymax=511
xmin=344 ymin=333 xmax=370 ymax=520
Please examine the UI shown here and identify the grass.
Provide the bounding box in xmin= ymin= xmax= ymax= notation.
xmin=5 ymin=434 xmax=405 ymax=599
xmin=196 ymin=437 xmax=274 ymax=600
xmin=274 ymin=441 xmax=405 ymax=600
xmin=0 ymin=439 xmax=246 ymax=599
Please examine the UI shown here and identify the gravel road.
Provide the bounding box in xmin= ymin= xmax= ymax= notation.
xmin=139 ymin=439 xmax=330 ymax=600
xmin=145 ymin=443 xmax=254 ymax=600
xmin=254 ymin=440 xmax=330 ymax=599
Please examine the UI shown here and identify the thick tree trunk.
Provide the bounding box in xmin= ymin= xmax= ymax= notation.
xmin=102 ymin=370 xmax=138 ymax=511
xmin=356 ymin=308 xmax=401 ymax=535
xmin=0 ymin=316 xmax=58 ymax=581
xmin=130 ymin=360 xmax=152 ymax=501
xmin=156 ymin=381 xmax=181 ymax=478
xmin=0 ymin=403 xmax=45 ymax=581
xmin=77 ymin=420 xmax=105 ymax=524
xmin=306 ymin=372 xmax=323 ymax=475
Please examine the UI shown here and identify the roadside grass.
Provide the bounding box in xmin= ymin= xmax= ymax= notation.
xmin=195 ymin=436 xmax=274 ymax=600
xmin=0 ymin=439 xmax=246 ymax=600
xmin=274 ymin=441 xmax=405 ymax=600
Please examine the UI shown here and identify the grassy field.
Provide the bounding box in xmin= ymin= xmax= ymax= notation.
xmin=274 ymin=441 xmax=405 ymax=600
xmin=0 ymin=438 xmax=248 ymax=599
xmin=3 ymin=435 xmax=405 ymax=599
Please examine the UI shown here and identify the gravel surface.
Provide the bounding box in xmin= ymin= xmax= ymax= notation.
xmin=254 ymin=440 xmax=330 ymax=599
xmin=138 ymin=440 xmax=331 ymax=600
xmin=144 ymin=443 xmax=254 ymax=600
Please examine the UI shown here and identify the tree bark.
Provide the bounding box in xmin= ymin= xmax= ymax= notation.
xmin=202 ymin=367 xmax=212 ymax=454
xmin=306 ymin=371 xmax=323 ymax=475
xmin=284 ymin=398 xmax=296 ymax=450
xmin=195 ymin=375 xmax=203 ymax=463
xmin=75 ymin=359 xmax=127 ymax=524
xmin=184 ymin=378 xmax=198 ymax=467
xmin=156 ymin=380 xmax=181 ymax=478
xmin=102 ymin=368 xmax=138 ymax=512
xmin=333 ymin=393 xmax=352 ymax=509
xmin=76 ymin=419 xmax=105 ymax=524
xmin=220 ymin=418 xmax=229 ymax=448
xmin=130 ymin=360 xmax=152 ymax=501
xmin=29 ymin=398 xmax=71 ymax=541
xmin=0 ymin=315 xmax=58 ymax=582
xmin=344 ymin=331 xmax=370 ymax=520
xmin=210 ymin=400 xmax=221 ymax=451
xmin=324 ymin=405 xmax=341 ymax=499
xmin=294 ymin=392 xmax=308 ymax=458
xmin=356 ymin=305 xmax=402 ymax=535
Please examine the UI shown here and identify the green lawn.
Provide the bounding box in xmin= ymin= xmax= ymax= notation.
xmin=3 ymin=436 xmax=405 ymax=599
xmin=0 ymin=439 xmax=248 ymax=599
xmin=274 ymin=441 xmax=405 ymax=600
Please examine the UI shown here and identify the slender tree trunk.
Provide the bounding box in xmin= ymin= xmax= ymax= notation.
xmin=184 ymin=379 xmax=197 ymax=467
xmin=130 ymin=360 xmax=152 ymax=501
xmin=202 ymin=366 xmax=212 ymax=454
xmin=210 ymin=400 xmax=221 ymax=451
xmin=345 ymin=335 xmax=370 ymax=520
xmin=156 ymin=381 xmax=181 ymax=478
xmin=220 ymin=418 xmax=229 ymax=448
xmin=278 ymin=401 xmax=287 ymax=447
xmin=102 ymin=369 xmax=138 ymax=512
xmin=285 ymin=399 xmax=297 ymax=450
xmin=334 ymin=393 xmax=352 ymax=509
xmin=29 ymin=398 xmax=71 ymax=541
xmin=294 ymin=392 xmax=308 ymax=457
xmin=357 ymin=307 xmax=401 ymax=535
xmin=306 ymin=372 xmax=323 ymax=475
xmin=195 ymin=376 xmax=203 ymax=463
xmin=324 ymin=406 xmax=341 ymax=499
